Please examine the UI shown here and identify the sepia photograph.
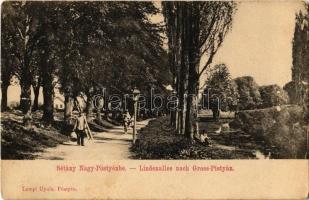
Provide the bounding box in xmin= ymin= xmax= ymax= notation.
xmin=1 ymin=1 xmax=309 ymax=199
xmin=1 ymin=1 xmax=309 ymax=161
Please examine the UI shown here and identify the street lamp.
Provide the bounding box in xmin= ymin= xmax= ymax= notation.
xmin=132 ymin=87 xmax=140 ymax=144
xmin=206 ymin=87 xmax=211 ymax=110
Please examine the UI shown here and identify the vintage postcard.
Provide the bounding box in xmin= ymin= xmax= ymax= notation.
xmin=1 ymin=1 xmax=308 ymax=199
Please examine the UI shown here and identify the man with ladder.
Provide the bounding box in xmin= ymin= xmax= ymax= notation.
xmin=72 ymin=99 xmax=93 ymax=146
xmin=73 ymin=113 xmax=87 ymax=146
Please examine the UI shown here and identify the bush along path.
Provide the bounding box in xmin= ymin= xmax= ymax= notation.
xmin=132 ymin=116 xmax=272 ymax=159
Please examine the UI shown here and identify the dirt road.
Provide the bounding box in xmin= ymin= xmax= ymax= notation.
xmin=36 ymin=119 xmax=152 ymax=160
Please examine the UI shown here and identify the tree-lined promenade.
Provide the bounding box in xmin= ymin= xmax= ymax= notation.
xmin=1 ymin=2 xmax=308 ymax=160
xmin=1 ymin=2 xmax=171 ymax=126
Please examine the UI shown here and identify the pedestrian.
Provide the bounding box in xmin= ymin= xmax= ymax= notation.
xmin=123 ymin=110 xmax=131 ymax=134
xmin=73 ymin=113 xmax=87 ymax=146
xmin=211 ymin=97 xmax=220 ymax=121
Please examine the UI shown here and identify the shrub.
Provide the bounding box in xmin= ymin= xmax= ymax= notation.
xmin=234 ymin=76 xmax=262 ymax=110
xmin=231 ymin=105 xmax=307 ymax=158
xmin=259 ymin=84 xmax=289 ymax=108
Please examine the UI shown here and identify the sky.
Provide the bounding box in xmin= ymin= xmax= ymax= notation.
xmin=211 ymin=1 xmax=304 ymax=87
xmin=153 ymin=1 xmax=304 ymax=87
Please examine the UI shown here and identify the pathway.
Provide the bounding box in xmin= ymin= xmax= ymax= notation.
xmin=36 ymin=119 xmax=152 ymax=160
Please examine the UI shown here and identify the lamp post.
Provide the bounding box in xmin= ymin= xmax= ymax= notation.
xmin=132 ymin=87 xmax=140 ymax=144
xmin=207 ymin=87 xmax=211 ymax=110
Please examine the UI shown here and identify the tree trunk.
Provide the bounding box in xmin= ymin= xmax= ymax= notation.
xmin=20 ymin=81 xmax=32 ymax=114
xmin=1 ymin=83 xmax=9 ymax=111
xmin=20 ymin=82 xmax=32 ymax=127
xmin=177 ymin=2 xmax=189 ymax=135
xmin=62 ymin=59 xmax=74 ymax=127
xmin=96 ymin=108 xmax=102 ymax=121
xmin=32 ymin=85 xmax=40 ymax=111
xmin=184 ymin=3 xmax=200 ymax=140
xmin=178 ymin=97 xmax=187 ymax=135
xmin=40 ymin=34 xmax=54 ymax=125
xmin=170 ymin=107 xmax=176 ymax=126
xmin=62 ymin=94 xmax=74 ymax=134
xmin=185 ymin=79 xmax=199 ymax=140
xmin=64 ymin=95 xmax=73 ymax=122
xmin=20 ymin=55 xmax=32 ymax=115
xmin=185 ymin=94 xmax=197 ymax=140
xmin=164 ymin=2 xmax=184 ymax=131
xmin=86 ymin=95 xmax=94 ymax=120
xmin=42 ymin=79 xmax=54 ymax=125
xmin=20 ymin=14 xmax=33 ymax=118
xmin=164 ymin=2 xmax=201 ymax=138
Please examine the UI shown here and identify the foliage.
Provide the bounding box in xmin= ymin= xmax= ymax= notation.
xmin=1 ymin=2 xmax=171 ymax=122
xmin=291 ymin=3 xmax=309 ymax=119
xmin=205 ymin=63 xmax=239 ymax=111
xmin=54 ymin=2 xmax=170 ymax=97
xmin=198 ymin=2 xmax=237 ymax=77
xmin=1 ymin=2 xmax=47 ymax=115
xmin=259 ymin=84 xmax=289 ymax=108
xmin=233 ymin=76 xmax=262 ymax=110
xmin=133 ymin=116 xmax=261 ymax=159
xmin=283 ymin=81 xmax=297 ymax=104
xmin=231 ymin=105 xmax=307 ymax=158
xmin=1 ymin=2 xmax=41 ymax=78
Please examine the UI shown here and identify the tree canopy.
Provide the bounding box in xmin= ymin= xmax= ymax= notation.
xmin=205 ymin=63 xmax=239 ymax=111
xmin=1 ymin=1 xmax=171 ymax=124
xmin=234 ymin=76 xmax=262 ymax=110
xmin=290 ymin=2 xmax=309 ymax=120
xmin=259 ymin=85 xmax=289 ymax=108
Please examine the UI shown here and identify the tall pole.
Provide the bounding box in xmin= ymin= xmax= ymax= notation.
xmin=133 ymin=99 xmax=137 ymax=144
xmin=132 ymin=87 xmax=140 ymax=144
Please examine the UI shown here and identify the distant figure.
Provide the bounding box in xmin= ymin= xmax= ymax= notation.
xmin=73 ymin=113 xmax=87 ymax=146
xmin=123 ymin=110 xmax=131 ymax=134
xmin=211 ymin=97 xmax=220 ymax=121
